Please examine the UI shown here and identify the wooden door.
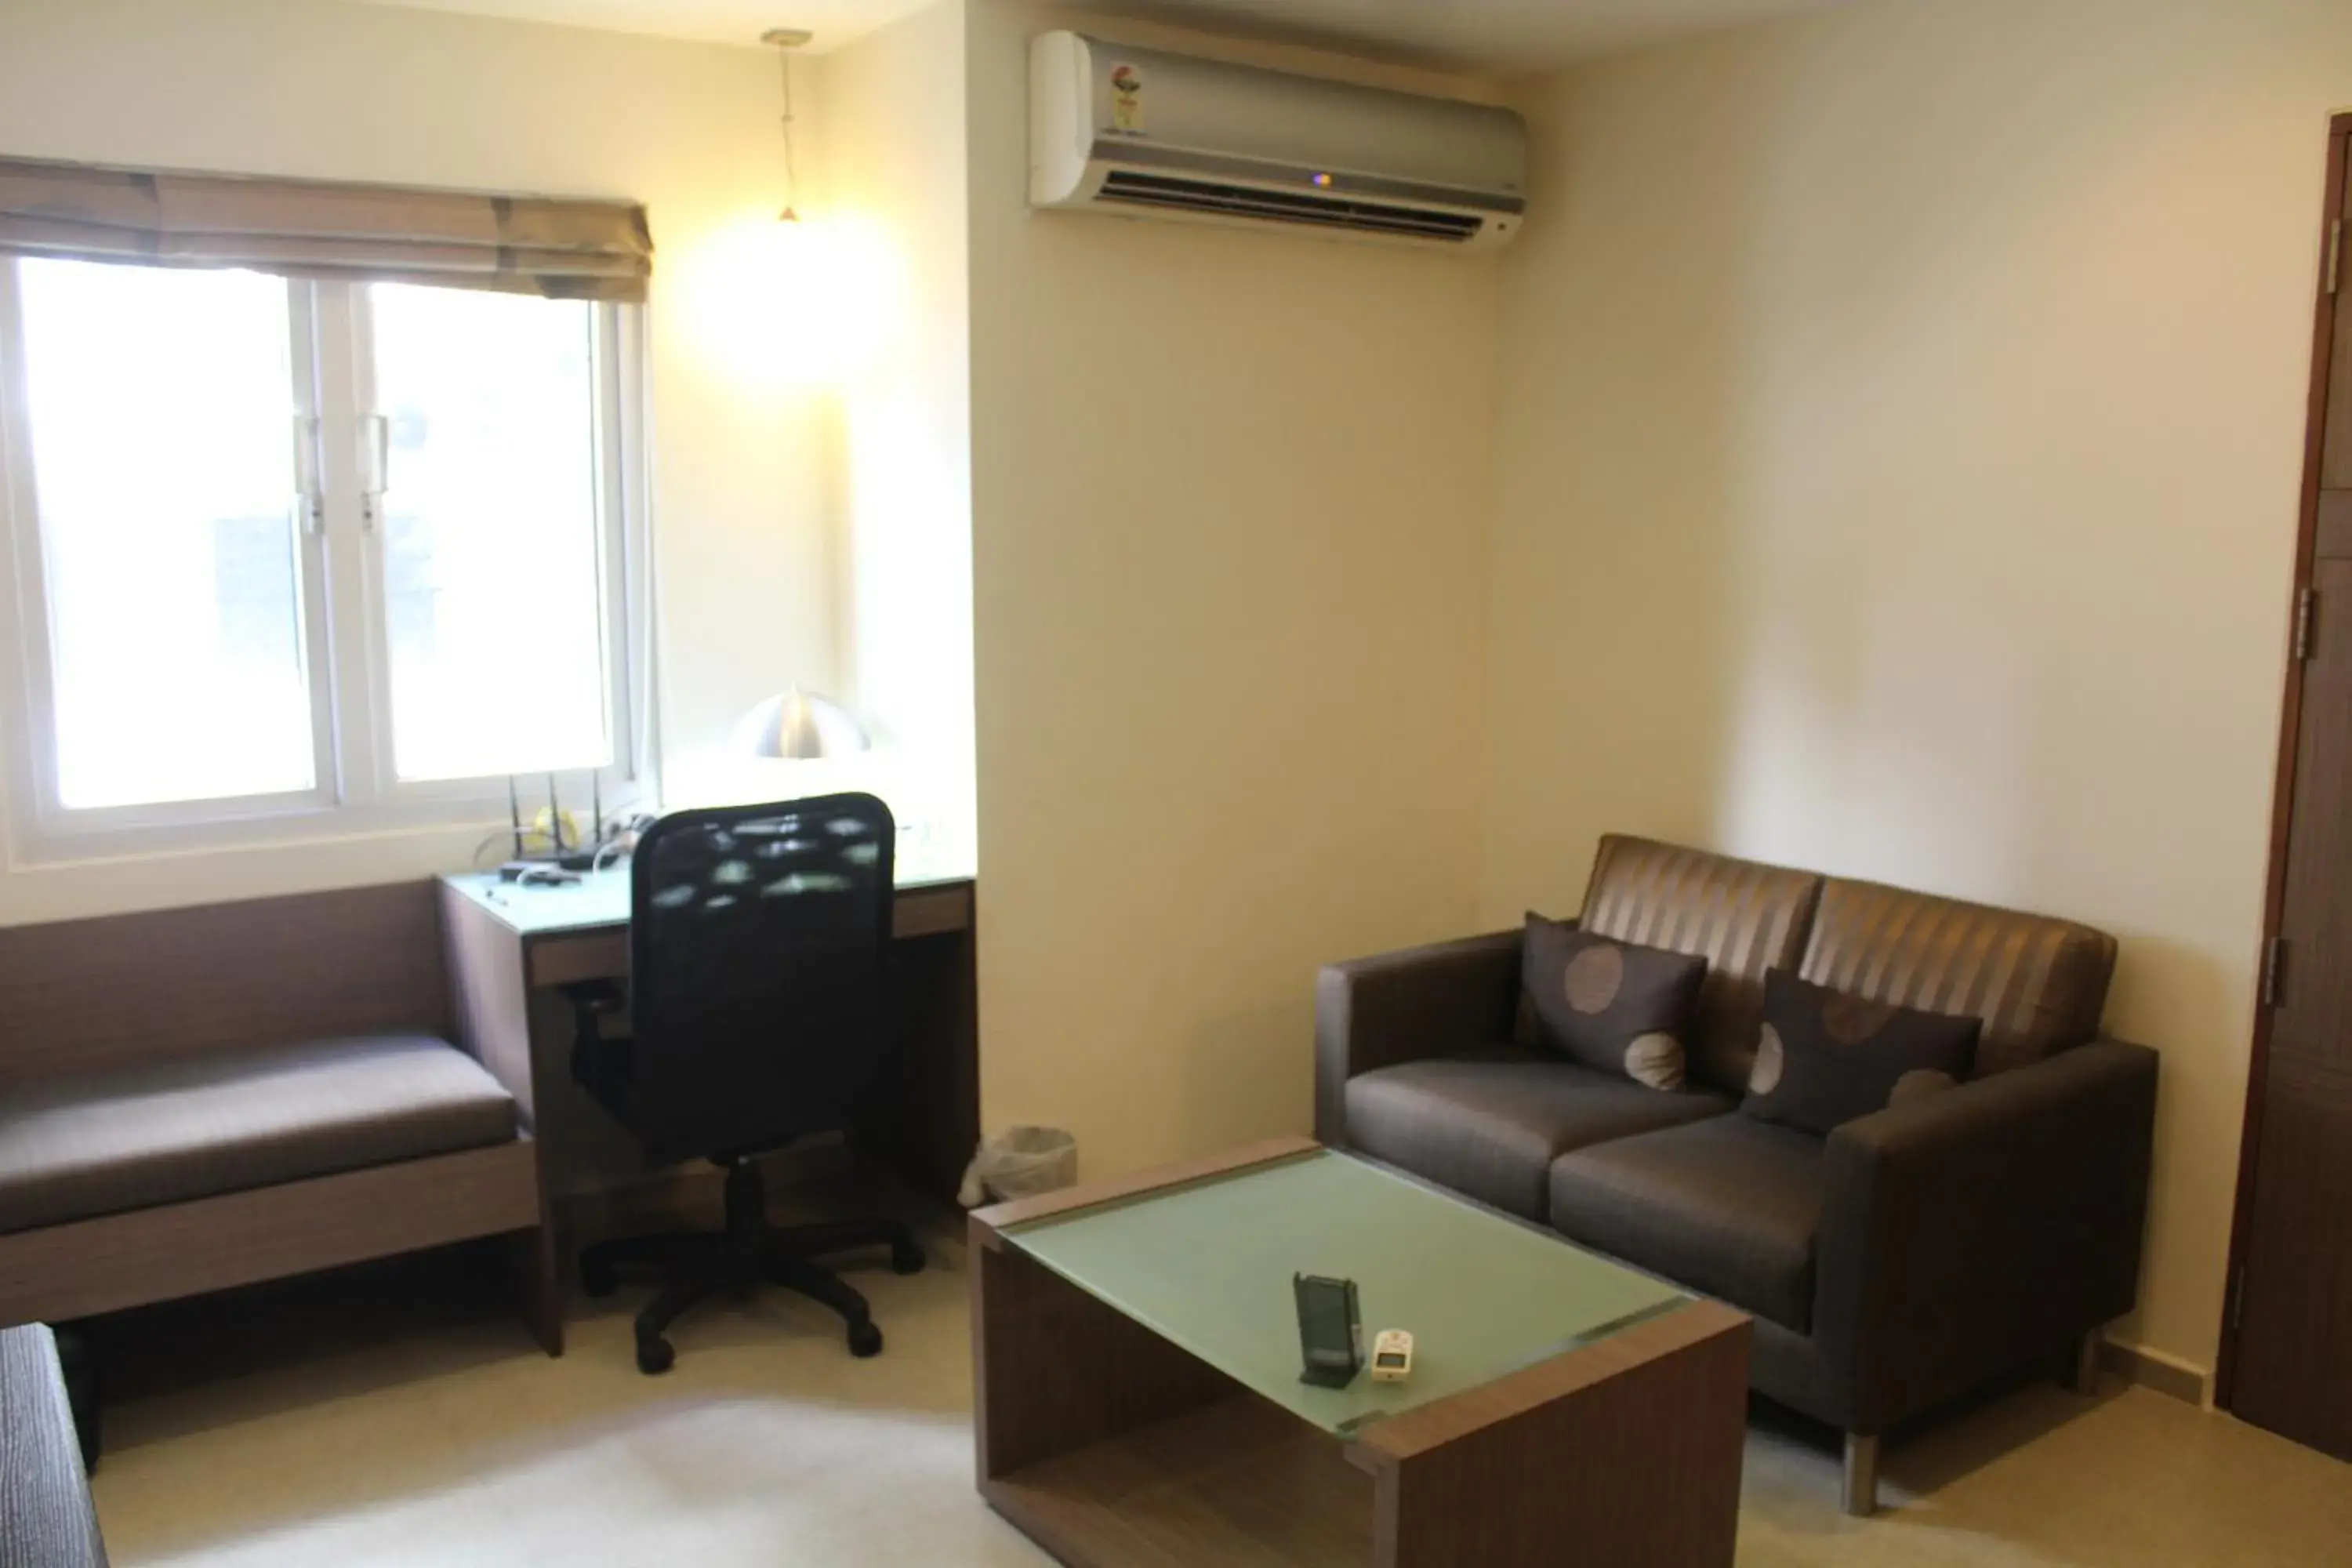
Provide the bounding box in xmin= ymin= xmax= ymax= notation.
xmin=2225 ymin=118 xmax=2352 ymax=1454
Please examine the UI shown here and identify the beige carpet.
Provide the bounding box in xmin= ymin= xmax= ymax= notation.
xmin=88 ymin=1251 xmax=2352 ymax=1567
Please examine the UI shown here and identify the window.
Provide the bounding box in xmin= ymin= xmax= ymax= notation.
xmin=0 ymin=258 xmax=646 ymax=853
xmin=17 ymin=262 xmax=317 ymax=811
xmin=367 ymin=283 xmax=615 ymax=783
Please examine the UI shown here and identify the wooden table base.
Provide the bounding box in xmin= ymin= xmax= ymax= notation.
xmin=971 ymin=1193 xmax=1749 ymax=1568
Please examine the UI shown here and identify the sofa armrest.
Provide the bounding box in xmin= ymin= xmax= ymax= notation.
xmin=1814 ymin=1037 xmax=2158 ymax=1436
xmin=1313 ymin=929 xmax=1523 ymax=1146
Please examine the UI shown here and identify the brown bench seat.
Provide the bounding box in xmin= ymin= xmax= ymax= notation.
xmin=0 ymin=1035 xmax=516 ymax=1236
xmin=0 ymin=884 xmax=557 ymax=1385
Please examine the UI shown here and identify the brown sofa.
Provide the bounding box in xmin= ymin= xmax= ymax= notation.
xmin=1315 ymin=835 xmax=2158 ymax=1515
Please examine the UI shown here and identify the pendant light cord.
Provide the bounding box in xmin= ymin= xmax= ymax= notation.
xmin=776 ymin=44 xmax=800 ymax=217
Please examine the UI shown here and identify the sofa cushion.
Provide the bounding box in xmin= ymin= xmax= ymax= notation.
xmin=1799 ymin=877 xmax=2116 ymax=1076
xmin=1347 ymin=1046 xmax=1733 ymax=1220
xmin=1548 ymin=1115 xmax=1825 ymax=1333
xmin=0 ymin=1035 xmax=517 ymax=1235
xmin=1579 ymin=836 xmax=1824 ymax=1097
xmin=1519 ymin=915 xmax=1705 ymax=1091
xmin=1744 ymin=969 xmax=1980 ymax=1134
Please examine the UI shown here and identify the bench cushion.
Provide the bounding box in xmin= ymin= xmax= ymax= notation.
xmin=0 ymin=1035 xmax=516 ymax=1235
xmin=1346 ymin=1045 xmax=1733 ymax=1220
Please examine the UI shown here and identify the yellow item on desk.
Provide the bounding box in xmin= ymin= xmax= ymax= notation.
xmin=517 ymin=806 xmax=583 ymax=858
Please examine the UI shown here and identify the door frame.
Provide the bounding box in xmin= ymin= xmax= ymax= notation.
xmin=2219 ymin=113 xmax=2352 ymax=1411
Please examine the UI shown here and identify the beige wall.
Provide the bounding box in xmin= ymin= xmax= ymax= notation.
xmin=964 ymin=0 xmax=1500 ymax=1174
xmin=0 ymin=0 xmax=830 ymax=922
xmin=812 ymin=2 xmax=978 ymax=859
xmin=1483 ymin=0 xmax=2352 ymax=1380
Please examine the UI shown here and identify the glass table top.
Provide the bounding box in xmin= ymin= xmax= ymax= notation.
xmin=1000 ymin=1148 xmax=1690 ymax=1436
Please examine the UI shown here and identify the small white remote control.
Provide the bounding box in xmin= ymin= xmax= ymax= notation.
xmin=1370 ymin=1328 xmax=1414 ymax=1383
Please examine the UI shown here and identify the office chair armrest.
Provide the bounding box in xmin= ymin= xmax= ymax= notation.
xmin=567 ymin=978 xmax=628 ymax=1019
xmin=566 ymin=978 xmax=631 ymax=1093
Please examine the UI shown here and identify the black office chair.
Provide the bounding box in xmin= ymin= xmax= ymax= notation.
xmin=568 ymin=793 xmax=924 ymax=1374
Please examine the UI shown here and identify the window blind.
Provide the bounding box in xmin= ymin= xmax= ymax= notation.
xmin=0 ymin=158 xmax=651 ymax=302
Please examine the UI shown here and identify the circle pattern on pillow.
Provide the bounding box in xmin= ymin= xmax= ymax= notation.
xmin=1822 ymin=991 xmax=1900 ymax=1046
xmin=1563 ymin=945 xmax=1626 ymax=1014
xmin=1889 ymin=1068 xmax=1958 ymax=1105
xmin=1518 ymin=915 xmax=1708 ymax=1092
xmin=1740 ymin=970 xmax=1982 ymax=1135
xmin=1751 ymin=1022 xmax=1786 ymax=1094
xmin=1624 ymin=1031 xmax=1686 ymax=1092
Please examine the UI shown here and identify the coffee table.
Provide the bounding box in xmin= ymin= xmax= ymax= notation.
xmin=969 ymin=1136 xmax=1749 ymax=1568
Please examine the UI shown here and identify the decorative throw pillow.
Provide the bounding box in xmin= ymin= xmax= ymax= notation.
xmin=1742 ymin=969 xmax=1980 ymax=1135
xmin=1519 ymin=914 xmax=1705 ymax=1091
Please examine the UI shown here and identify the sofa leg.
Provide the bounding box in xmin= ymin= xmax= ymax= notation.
xmin=2063 ymin=1330 xmax=2102 ymax=1394
xmin=1842 ymin=1432 xmax=1879 ymax=1517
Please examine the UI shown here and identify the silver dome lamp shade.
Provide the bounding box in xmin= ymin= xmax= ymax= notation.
xmin=731 ymin=688 xmax=870 ymax=760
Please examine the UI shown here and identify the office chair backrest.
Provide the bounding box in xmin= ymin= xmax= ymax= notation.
xmin=625 ymin=793 xmax=897 ymax=1163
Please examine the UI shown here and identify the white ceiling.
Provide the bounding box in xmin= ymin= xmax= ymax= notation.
xmin=352 ymin=0 xmax=1848 ymax=72
xmin=348 ymin=0 xmax=942 ymax=53
xmin=1067 ymin=0 xmax=1849 ymax=72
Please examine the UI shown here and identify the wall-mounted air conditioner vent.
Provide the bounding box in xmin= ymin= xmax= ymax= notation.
xmin=1094 ymin=170 xmax=1489 ymax=243
xmin=1030 ymin=33 xmax=1526 ymax=252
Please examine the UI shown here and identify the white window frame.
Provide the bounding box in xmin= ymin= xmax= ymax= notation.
xmin=0 ymin=260 xmax=655 ymax=863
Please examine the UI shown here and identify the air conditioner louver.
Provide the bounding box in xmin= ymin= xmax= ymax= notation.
xmin=1095 ymin=170 xmax=1484 ymax=243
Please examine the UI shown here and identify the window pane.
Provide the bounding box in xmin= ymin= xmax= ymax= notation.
xmin=369 ymin=284 xmax=610 ymax=782
xmin=17 ymin=260 xmax=315 ymax=809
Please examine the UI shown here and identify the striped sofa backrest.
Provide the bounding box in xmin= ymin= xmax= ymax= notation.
xmin=1578 ymin=836 xmax=1824 ymax=1095
xmin=1798 ymin=878 xmax=2117 ymax=1076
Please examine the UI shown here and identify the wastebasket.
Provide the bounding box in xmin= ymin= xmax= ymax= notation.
xmin=958 ymin=1126 xmax=1078 ymax=1207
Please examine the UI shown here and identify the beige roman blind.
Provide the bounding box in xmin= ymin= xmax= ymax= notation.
xmin=0 ymin=157 xmax=652 ymax=302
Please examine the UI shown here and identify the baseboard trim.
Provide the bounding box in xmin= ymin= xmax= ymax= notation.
xmin=2098 ymin=1338 xmax=2212 ymax=1407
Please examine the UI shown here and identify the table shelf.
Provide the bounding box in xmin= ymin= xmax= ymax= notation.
xmin=989 ymin=1395 xmax=1371 ymax=1568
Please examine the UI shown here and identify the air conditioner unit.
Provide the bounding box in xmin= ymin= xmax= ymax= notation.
xmin=1029 ymin=32 xmax=1526 ymax=250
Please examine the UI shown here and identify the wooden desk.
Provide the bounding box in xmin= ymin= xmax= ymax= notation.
xmin=437 ymin=855 xmax=979 ymax=1352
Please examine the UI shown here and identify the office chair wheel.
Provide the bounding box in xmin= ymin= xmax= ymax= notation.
xmin=847 ymin=1319 xmax=884 ymax=1359
xmin=581 ymin=1254 xmax=619 ymax=1299
xmin=890 ymin=1239 xmax=926 ymax=1276
xmin=635 ymin=1335 xmax=676 ymax=1375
